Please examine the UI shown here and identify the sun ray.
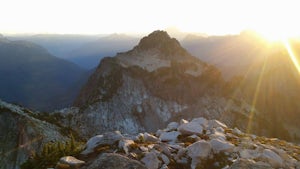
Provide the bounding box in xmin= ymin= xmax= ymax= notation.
xmin=246 ymin=55 xmax=267 ymax=134
xmin=283 ymin=39 xmax=300 ymax=75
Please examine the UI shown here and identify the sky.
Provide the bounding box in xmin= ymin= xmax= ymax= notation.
xmin=0 ymin=0 xmax=299 ymax=38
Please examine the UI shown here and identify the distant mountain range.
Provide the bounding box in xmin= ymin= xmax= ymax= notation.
xmin=8 ymin=34 xmax=140 ymax=69
xmin=0 ymin=36 xmax=87 ymax=111
xmin=7 ymin=34 xmax=100 ymax=59
xmin=67 ymin=34 xmax=139 ymax=69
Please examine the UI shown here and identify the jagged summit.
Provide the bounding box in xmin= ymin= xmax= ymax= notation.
xmin=134 ymin=30 xmax=188 ymax=56
xmin=115 ymin=30 xmax=201 ymax=72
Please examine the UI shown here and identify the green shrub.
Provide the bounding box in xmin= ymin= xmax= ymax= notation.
xmin=20 ymin=135 xmax=84 ymax=169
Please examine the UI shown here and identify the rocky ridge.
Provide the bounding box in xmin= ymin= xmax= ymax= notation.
xmin=0 ymin=100 xmax=67 ymax=169
xmin=55 ymin=117 xmax=300 ymax=169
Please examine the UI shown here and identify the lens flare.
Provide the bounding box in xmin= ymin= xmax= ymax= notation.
xmin=283 ymin=39 xmax=300 ymax=75
xmin=246 ymin=56 xmax=267 ymax=134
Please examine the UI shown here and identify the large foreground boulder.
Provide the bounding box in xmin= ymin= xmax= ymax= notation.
xmin=81 ymin=131 xmax=123 ymax=155
xmin=83 ymin=153 xmax=147 ymax=169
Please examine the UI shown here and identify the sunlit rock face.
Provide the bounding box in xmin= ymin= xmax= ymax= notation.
xmin=0 ymin=100 xmax=66 ymax=169
xmin=72 ymin=30 xmax=271 ymax=139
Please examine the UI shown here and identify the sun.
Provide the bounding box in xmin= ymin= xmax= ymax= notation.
xmin=247 ymin=0 xmax=300 ymax=42
xmin=255 ymin=27 xmax=299 ymax=42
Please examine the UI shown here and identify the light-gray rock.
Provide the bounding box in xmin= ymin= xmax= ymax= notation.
xmin=141 ymin=152 xmax=161 ymax=169
xmin=208 ymin=120 xmax=227 ymax=129
xmin=239 ymin=149 xmax=261 ymax=159
xmin=229 ymin=159 xmax=273 ymax=169
xmin=178 ymin=122 xmax=203 ymax=135
xmin=176 ymin=148 xmax=187 ymax=159
xmin=139 ymin=146 xmax=149 ymax=152
xmin=180 ymin=119 xmax=189 ymax=124
xmin=155 ymin=130 xmax=164 ymax=137
xmin=232 ymin=127 xmax=243 ymax=135
xmin=191 ymin=117 xmax=208 ymax=128
xmin=144 ymin=132 xmax=160 ymax=143
xmin=187 ymin=140 xmax=212 ymax=169
xmin=160 ymin=164 xmax=169 ymax=169
xmin=55 ymin=156 xmax=85 ymax=169
xmin=210 ymin=138 xmax=234 ymax=153
xmin=83 ymin=153 xmax=147 ymax=169
xmin=209 ymin=130 xmax=226 ymax=141
xmin=159 ymin=131 xmax=180 ymax=142
xmin=118 ymin=139 xmax=135 ymax=154
xmin=166 ymin=122 xmax=179 ymax=131
xmin=261 ymin=149 xmax=283 ymax=168
xmin=215 ymin=127 xmax=225 ymax=133
xmin=81 ymin=131 xmax=123 ymax=155
xmin=187 ymin=140 xmax=212 ymax=159
xmin=161 ymin=153 xmax=170 ymax=165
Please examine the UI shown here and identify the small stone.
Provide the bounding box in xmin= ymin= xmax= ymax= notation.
xmin=210 ymin=138 xmax=234 ymax=153
xmin=166 ymin=122 xmax=179 ymax=131
xmin=180 ymin=119 xmax=189 ymax=124
xmin=208 ymin=120 xmax=227 ymax=129
xmin=159 ymin=131 xmax=180 ymax=142
xmin=160 ymin=164 xmax=169 ymax=169
xmin=118 ymin=139 xmax=135 ymax=154
xmin=216 ymin=127 xmax=225 ymax=133
xmin=176 ymin=148 xmax=187 ymax=159
xmin=161 ymin=154 xmax=170 ymax=165
xmin=144 ymin=132 xmax=160 ymax=143
xmin=158 ymin=143 xmax=172 ymax=156
xmin=140 ymin=146 xmax=149 ymax=152
xmin=168 ymin=144 xmax=183 ymax=150
xmin=156 ymin=130 xmax=164 ymax=137
xmin=136 ymin=133 xmax=145 ymax=141
xmin=232 ymin=128 xmax=242 ymax=135
xmin=209 ymin=129 xmax=226 ymax=141
xmin=187 ymin=140 xmax=211 ymax=158
xmin=141 ymin=152 xmax=161 ymax=169
xmin=178 ymin=122 xmax=203 ymax=135
xmin=274 ymin=148 xmax=291 ymax=161
xmin=191 ymin=117 xmax=208 ymax=128
xmin=239 ymin=149 xmax=261 ymax=159
xmin=261 ymin=149 xmax=283 ymax=168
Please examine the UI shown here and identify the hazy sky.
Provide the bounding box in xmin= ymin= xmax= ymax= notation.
xmin=0 ymin=0 xmax=299 ymax=37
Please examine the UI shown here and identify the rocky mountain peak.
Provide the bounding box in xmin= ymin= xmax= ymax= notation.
xmin=133 ymin=30 xmax=189 ymax=58
xmin=114 ymin=31 xmax=201 ymax=72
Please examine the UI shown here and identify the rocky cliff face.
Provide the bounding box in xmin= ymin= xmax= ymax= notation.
xmin=0 ymin=100 xmax=66 ymax=169
xmin=72 ymin=31 xmax=272 ymax=139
